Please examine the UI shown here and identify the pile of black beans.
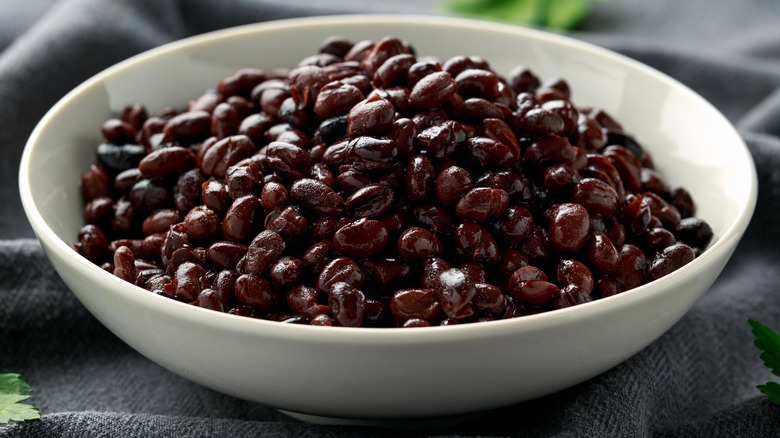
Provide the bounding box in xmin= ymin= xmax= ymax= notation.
xmin=75 ymin=35 xmax=713 ymax=327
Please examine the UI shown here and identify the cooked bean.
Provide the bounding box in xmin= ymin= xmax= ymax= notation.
xmin=328 ymin=282 xmax=367 ymax=327
xmin=397 ymin=227 xmax=443 ymax=259
xmin=333 ymin=218 xmax=389 ymax=258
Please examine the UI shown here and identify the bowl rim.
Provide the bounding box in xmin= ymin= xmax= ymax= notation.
xmin=18 ymin=14 xmax=758 ymax=344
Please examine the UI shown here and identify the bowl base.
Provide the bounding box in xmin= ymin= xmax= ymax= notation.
xmin=277 ymin=409 xmax=483 ymax=429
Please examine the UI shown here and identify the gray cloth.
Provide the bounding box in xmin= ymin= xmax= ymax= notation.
xmin=2 ymin=0 xmax=780 ymax=436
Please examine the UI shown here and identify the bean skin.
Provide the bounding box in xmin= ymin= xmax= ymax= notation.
xmin=221 ymin=195 xmax=261 ymax=242
xmin=290 ymin=178 xmax=344 ymax=217
xmin=434 ymin=268 xmax=477 ymax=318
xmin=406 ymin=155 xmax=435 ymax=201
xmin=454 ymin=222 xmax=500 ymax=265
xmin=409 ymin=71 xmax=457 ymax=111
xmin=390 ymin=288 xmax=442 ymax=324
xmin=546 ymin=203 xmax=589 ymax=253
xmin=646 ymin=243 xmax=695 ymax=282
xmin=333 ymin=218 xmax=389 ymax=258
xmin=397 ymin=227 xmax=443 ymax=259
xmin=328 ymin=282 xmax=367 ymax=327
xmin=317 ymin=257 xmax=366 ymax=294
xmin=435 ymin=166 xmax=472 ymax=206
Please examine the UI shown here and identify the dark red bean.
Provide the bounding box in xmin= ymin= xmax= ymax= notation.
xmin=455 ymin=187 xmax=508 ymax=222
xmin=142 ymin=208 xmax=181 ymax=236
xmin=290 ymin=178 xmax=344 ymax=217
xmin=557 ymin=259 xmax=594 ymax=294
xmin=546 ymin=203 xmax=589 ymax=253
xmin=346 ymin=136 xmax=398 ymax=171
xmin=613 ymin=244 xmax=647 ymax=291
xmin=493 ymin=206 xmax=534 ymax=242
xmin=465 ymin=137 xmax=515 ymax=169
xmin=182 ymin=205 xmax=219 ymax=241
xmin=420 ymin=257 xmax=451 ymax=290
xmin=259 ymin=181 xmax=288 ymax=212
xmin=435 ymin=166 xmax=472 ymax=206
xmin=522 ymin=108 xmax=565 ymax=136
xmin=218 ymin=68 xmax=266 ymax=98
xmin=459 ymin=262 xmax=487 ymax=284
xmin=586 ymin=231 xmax=619 ymax=274
xmin=80 ymin=165 xmax=112 ymax=202
xmin=264 ymin=141 xmax=311 ymax=180
xmin=314 ymin=80 xmax=365 ymax=120
xmin=173 ymin=169 xmax=207 ymax=213
xmin=412 ymin=205 xmax=454 ymax=235
xmin=405 ymin=155 xmax=435 ymax=201
xmin=572 ymin=178 xmax=618 ymax=216
xmin=83 ymin=196 xmax=115 ymax=225
xmin=302 ymin=240 xmax=337 ymax=275
xmin=417 ymin=120 xmax=466 ymax=159
xmin=409 ymin=71 xmax=457 ymax=111
xmin=167 ymin=261 xmax=209 ymax=302
xmin=454 ymin=222 xmax=500 ymax=265
xmin=241 ymin=230 xmax=285 ymax=276
xmin=371 ymin=258 xmax=412 ymax=288
xmin=390 ymin=288 xmax=442 ymax=324
xmin=646 ymin=243 xmax=696 ymax=282
xmin=472 ymin=282 xmax=505 ymax=315
xmin=210 ymin=102 xmax=240 ymax=139
xmin=595 ymin=274 xmax=621 ymax=299
xmin=397 ymin=227 xmax=443 ymax=259
xmin=508 ymin=66 xmax=541 ymax=94
xmin=333 ymin=218 xmax=389 ymax=258
xmin=674 ymin=217 xmax=713 ymax=249
xmin=225 ymin=161 xmax=262 ymax=199
xmin=207 ymin=241 xmax=249 ymax=270
xmin=200 ymin=135 xmax=256 ymax=178
xmin=287 ymin=285 xmax=329 ymax=320
xmin=348 ymin=95 xmax=395 ymax=137
xmin=373 ymin=53 xmax=415 ymax=88
xmin=221 ymin=195 xmax=261 ymax=242
xmin=525 ymin=135 xmax=575 ymax=167
xmin=481 ymin=118 xmax=521 ymax=161
xmin=129 ymin=178 xmax=169 ymax=212
xmin=317 ymin=257 xmax=366 ymax=294
xmin=265 ymin=206 xmax=309 ymax=244
xmin=553 ymin=284 xmax=592 ymax=309
xmin=434 ymin=268 xmax=477 ymax=318
xmin=201 ymin=180 xmax=230 ymax=212
xmin=328 ymin=282 xmax=367 ymax=327
xmin=509 ymin=278 xmax=559 ymax=306
xmin=345 ymin=183 xmax=396 ymax=219
xmin=604 ymin=145 xmax=642 ymax=194
xmin=101 ymin=119 xmax=136 ymax=144
xmin=234 ymin=273 xmax=274 ymax=310
xmin=621 ymin=194 xmax=652 ymax=236
xmin=112 ymin=245 xmax=139 ymax=284
xmin=269 ymin=256 xmax=304 ymax=288
xmin=163 ymin=110 xmax=211 ymax=144
xmin=499 ymin=248 xmax=529 ymax=278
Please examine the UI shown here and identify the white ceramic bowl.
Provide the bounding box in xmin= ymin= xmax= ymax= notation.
xmin=19 ymin=15 xmax=756 ymax=422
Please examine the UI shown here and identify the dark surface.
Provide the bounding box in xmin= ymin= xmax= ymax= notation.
xmin=3 ymin=0 xmax=780 ymax=436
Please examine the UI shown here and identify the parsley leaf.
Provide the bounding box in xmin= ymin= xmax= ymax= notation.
xmin=0 ymin=374 xmax=40 ymax=424
xmin=749 ymin=319 xmax=780 ymax=404
xmin=438 ymin=0 xmax=599 ymax=30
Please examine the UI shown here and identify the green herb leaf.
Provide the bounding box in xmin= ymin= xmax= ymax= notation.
xmin=749 ymin=319 xmax=780 ymax=404
xmin=439 ymin=0 xmax=596 ymax=30
xmin=0 ymin=374 xmax=40 ymax=424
